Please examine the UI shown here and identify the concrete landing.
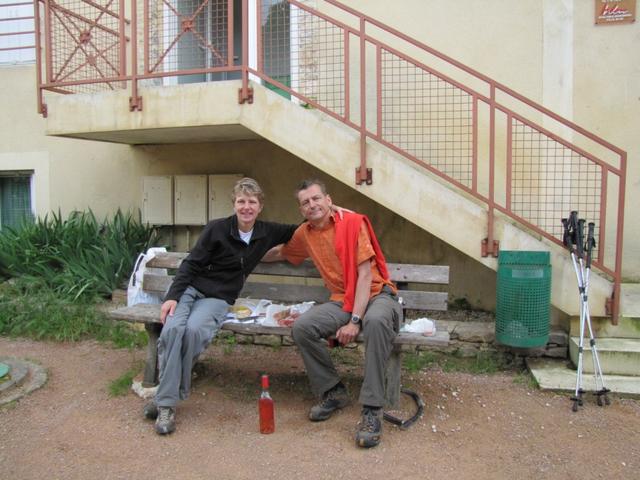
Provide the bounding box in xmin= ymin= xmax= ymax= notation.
xmin=527 ymin=357 xmax=640 ymax=398
xmin=569 ymin=337 xmax=640 ymax=376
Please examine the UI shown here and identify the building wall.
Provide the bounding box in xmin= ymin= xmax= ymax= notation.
xmin=2 ymin=0 xmax=638 ymax=313
xmin=0 ymin=66 xmax=146 ymax=219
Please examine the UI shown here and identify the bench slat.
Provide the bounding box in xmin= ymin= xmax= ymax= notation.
xmin=146 ymin=253 xmax=449 ymax=284
xmin=142 ymin=273 xmax=447 ymax=311
xmin=108 ymin=304 xmax=450 ymax=347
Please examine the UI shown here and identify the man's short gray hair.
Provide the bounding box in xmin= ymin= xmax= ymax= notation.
xmin=295 ymin=178 xmax=327 ymax=198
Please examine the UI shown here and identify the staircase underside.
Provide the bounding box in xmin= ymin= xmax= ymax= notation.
xmin=45 ymin=80 xmax=617 ymax=319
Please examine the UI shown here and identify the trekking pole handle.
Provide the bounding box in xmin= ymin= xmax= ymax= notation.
xmin=586 ymin=222 xmax=596 ymax=269
xmin=561 ymin=218 xmax=571 ymax=249
xmin=576 ymin=218 xmax=585 ymax=259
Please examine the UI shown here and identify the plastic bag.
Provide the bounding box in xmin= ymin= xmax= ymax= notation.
xmin=400 ymin=318 xmax=436 ymax=336
xmin=127 ymin=247 xmax=168 ymax=306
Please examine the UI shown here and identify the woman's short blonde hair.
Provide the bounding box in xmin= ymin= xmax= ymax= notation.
xmin=232 ymin=177 xmax=264 ymax=204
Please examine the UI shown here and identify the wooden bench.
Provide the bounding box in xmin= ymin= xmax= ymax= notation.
xmin=109 ymin=252 xmax=450 ymax=407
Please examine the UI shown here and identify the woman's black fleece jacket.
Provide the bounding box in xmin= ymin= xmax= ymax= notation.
xmin=164 ymin=215 xmax=297 ymax=305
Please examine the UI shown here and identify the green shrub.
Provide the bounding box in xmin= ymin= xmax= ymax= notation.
xmin=0 ymin=280 xmax=147 ymax=347
xmin=0 ymin=209 xmax=156 ymax=301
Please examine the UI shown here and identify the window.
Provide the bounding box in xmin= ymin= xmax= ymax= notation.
xmin=0 ymin=172 xmax=34 ymax=230
xmin=0 ymin=1 xmax=36 ymax=64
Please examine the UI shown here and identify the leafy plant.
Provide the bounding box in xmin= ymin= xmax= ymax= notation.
xmin=0 ymin=209 xmax=157 ymax=301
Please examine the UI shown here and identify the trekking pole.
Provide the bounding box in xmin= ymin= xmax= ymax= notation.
xmin=583 ymin=221 xmax=611 ymax=407
xmin=564 ymin=212 xmax=587 ymax=411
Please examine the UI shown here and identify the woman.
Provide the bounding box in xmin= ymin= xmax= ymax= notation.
xmin=144 ymin=177 xmax=297 ymax=435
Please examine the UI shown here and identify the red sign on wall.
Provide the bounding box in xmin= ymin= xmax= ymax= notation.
xmin=595 ymin=0 xmax=636 ymax=24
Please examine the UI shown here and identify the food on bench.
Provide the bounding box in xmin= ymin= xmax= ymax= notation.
xmin=229 ymin=305 xmax=252 ymax=319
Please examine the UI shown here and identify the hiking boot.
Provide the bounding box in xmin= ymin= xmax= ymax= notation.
xmin=355 ymin=407 xmax=382 ymax=448
xmin=143 ymin=401 xmax=158 ymax=420
xmin=309 ymin=385 xmax=350 ymax=422
xmin=155 ymin=407 xmax=176 ymax=435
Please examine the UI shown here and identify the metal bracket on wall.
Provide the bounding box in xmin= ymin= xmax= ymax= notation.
xmin=355 ymin=167 xmax=372 ymax=185
xmin=129 ymin=96 xmax=143 ymax=112
xmin=481 ymin=238 xmax=500 ymax=258
xmin=238 ymin=87 xmax=254 ymax=104
xmin=605 ymin=295 xmax=618 ymax=325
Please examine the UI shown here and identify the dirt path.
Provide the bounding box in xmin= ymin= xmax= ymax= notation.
xmin=1 ymin=337 xmax=639 ymax=480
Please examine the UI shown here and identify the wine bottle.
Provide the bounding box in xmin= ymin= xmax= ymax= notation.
xmin=259 ymin=374 xmax=275 ymax=434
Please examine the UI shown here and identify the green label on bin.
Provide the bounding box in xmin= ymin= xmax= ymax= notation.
xmin=512 ymin=269 xmax=543 ymax=279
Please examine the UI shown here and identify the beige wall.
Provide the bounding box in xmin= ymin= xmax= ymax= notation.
xmin=0 ymin=66 xmax=146 ymax=219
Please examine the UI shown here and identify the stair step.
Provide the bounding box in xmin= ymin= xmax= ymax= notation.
xmin=527 ymin=357 xmax=640 ymax=398
xmin=569 ymin=337 xmax=640 ymax=376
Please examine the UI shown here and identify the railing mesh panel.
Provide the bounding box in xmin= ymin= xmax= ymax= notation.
xmin=261 ymin=0 xmax=344 ymax=117
xmin=144 ymin=0 xmax=230 ymax=76
xmin=380 ymin=49 xmax=473 ymax=188
xmin=47 ymin=0 xmax=123 ymax=93
xmin=511 ymin=119 xmax=603 ymax=259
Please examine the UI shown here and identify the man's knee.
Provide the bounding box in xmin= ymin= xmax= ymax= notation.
xmin=292 ymin=316 xmax=315 ymax=344
xmin=364 ymin=313 xmax=389 ymax=332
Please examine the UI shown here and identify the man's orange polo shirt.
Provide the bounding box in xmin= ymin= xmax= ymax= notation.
xmin=281 ymin=215 xmax=393 ymax=303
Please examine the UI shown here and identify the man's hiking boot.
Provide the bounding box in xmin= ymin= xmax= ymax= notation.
xmin=309 ymin=385 xmax=350 ymax=421
xmin=155 ymin=406 xmax=176 ymax=435
xmin=143 ymin=401 xmax=158 ymax=420
xmin=355 ymin=407 xmax=382 ymax=448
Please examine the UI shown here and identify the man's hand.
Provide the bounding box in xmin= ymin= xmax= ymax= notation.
xmin=160 ymin=300 xmax=177 ymax=324
xmin=336 ymin=322 xmax=360 ymax=345
xmin=262 ymin=244 xmax=284 ymax=262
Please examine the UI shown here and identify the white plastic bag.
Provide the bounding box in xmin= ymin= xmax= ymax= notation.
xmin=127 ymin=247 xmax=168 ymax=306
xmin=400 ymin=318 xmax=436 ymax=336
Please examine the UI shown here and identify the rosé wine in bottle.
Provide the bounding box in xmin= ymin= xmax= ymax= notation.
xmin=259 ymin=374 xmax=275 ymax=434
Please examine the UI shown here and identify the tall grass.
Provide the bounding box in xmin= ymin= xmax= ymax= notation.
xmin=0 ymin=210 xmax=156 ymax=300
xmin=0 ymin=280 xmax=147 ymax=347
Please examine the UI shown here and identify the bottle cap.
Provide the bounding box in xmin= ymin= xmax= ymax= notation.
xmin=261 ymin=374 xmax=269 ymax=389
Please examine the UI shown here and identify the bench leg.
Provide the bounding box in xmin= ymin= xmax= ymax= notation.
xmin=142 ymin=323 xmax=162 ymax=388
xmin=385 ymin=345 xmax=402 ymax=409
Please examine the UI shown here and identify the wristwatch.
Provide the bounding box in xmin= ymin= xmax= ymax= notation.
xmin=350 ymin=314 xmax=361 ymax=325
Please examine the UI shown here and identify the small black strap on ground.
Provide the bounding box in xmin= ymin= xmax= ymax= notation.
xmin=383 ymin=388 xmax=424 ymax=430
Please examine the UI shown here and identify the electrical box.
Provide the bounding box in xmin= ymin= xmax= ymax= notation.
xmin=174 ymin=175 xmax=208 ymax=225
xmin=209 ymin=174 xmax=243 ymax=220
xmin=142 ymin=176 xmax=173 ymax=225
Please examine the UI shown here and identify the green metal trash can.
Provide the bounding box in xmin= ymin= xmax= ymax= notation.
xmin=495 ymin=251 xmax=551 ymax=348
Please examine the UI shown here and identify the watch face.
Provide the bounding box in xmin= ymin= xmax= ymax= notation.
xmin=351 ymin=315 xmax=360 ymax=324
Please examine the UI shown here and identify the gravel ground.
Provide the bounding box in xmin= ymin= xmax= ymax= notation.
xmin=1 ymin=336 xmax=639 ymax=480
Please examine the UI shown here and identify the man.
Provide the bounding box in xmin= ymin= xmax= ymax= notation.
xmin=272 ymin=179 xmax=402 ymax=448
xmin=144 ymin=177 xmax=297 ymax=435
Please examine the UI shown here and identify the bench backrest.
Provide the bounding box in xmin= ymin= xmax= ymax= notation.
xmin=145 ymin=252 xmax=449 ymax=311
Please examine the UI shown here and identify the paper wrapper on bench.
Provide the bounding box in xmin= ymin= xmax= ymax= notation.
xmin=263 ymin=302 xmax=315 ymax=327
xmin=400 ymin=318 xmax=436 ymax=336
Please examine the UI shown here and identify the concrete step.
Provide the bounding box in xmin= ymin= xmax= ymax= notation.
xmin=569 ymin=314 xmax=640 ymax=340
xmin=569 ymin=337 xmax=640 ymax=376
xmin=527 ymin=357 xmax=640 ymax=398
